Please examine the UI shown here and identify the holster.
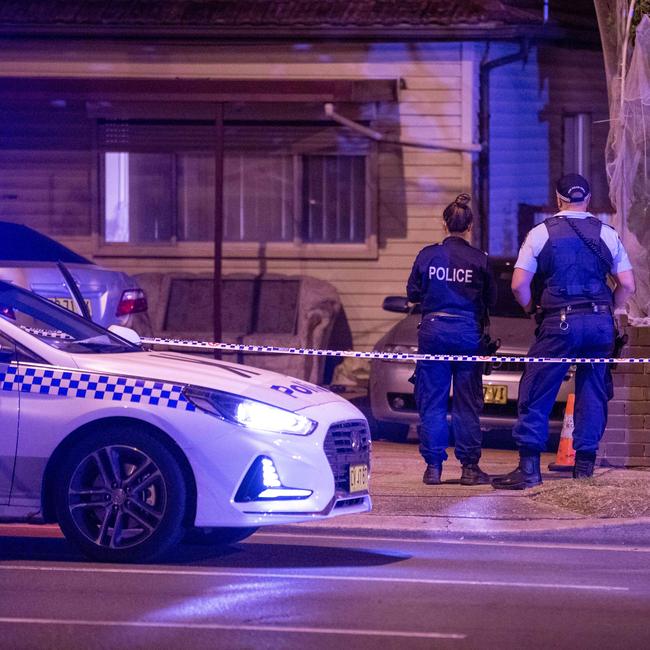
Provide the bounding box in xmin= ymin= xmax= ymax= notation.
xmin=609 ymin=332 xmax=628 ymax=371
xmin=479 ymin=334 xmax=501 ymax=375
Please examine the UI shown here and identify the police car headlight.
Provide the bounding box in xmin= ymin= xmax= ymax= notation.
xmin=183 ymin=386 xmax=316 ymax=436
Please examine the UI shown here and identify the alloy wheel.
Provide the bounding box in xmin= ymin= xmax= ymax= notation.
xmin=67 ymin=444 xmax=168 ymax=550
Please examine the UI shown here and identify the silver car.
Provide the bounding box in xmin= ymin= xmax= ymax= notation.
xmin=369 ymin=261 xmax=573 ymax=441
xmin=0 ymin=221 xmax=150 ymax=333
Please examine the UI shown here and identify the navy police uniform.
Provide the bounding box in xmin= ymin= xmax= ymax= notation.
xmin=512 ymin=214 xmax=622 ymax=454
xmin=407 ymin=236 xmax=496 ymax=467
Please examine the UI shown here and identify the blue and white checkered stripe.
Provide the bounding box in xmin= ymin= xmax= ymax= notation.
xmin=0 ymin=365 xmax=196 ymax=411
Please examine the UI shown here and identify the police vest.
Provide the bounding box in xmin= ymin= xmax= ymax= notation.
xmin=536 ymin=216 xmax=613 ymax=309
xmin=409 ymin=237 xmax=490 ymax=319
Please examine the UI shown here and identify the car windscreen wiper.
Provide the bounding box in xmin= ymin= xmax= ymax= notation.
xmin=57 ymin=260 xmax=92 ymax=321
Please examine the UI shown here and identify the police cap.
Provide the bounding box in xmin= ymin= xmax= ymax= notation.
xmin=556 ymin=173 xmax=591 ymax=203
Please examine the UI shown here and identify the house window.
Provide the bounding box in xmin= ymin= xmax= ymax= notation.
xmin=223 ymin=152 xmax=295 ymax=242
xmin=563 ymin=113 xmax=591 ymax=177
xmin=223 ymin=152 xmax=367 ymax=244
xmin=302 ymin=155 xmax=366 ymax=243
xmin=101 ymin=122 xmax=373 ymax=254
xmin=104 ymin=152 xmax=214 ymax=243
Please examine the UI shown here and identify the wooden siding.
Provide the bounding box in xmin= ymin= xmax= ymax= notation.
xmin=487 ymin=43 xmax=550 ymax=257
xmin=488 ymin=43 xmax=610 ymax=257
xmin=0 ymin=41 xmax=474 ymax=351
xmin=0 ymin=150 xmax=93 ymax=236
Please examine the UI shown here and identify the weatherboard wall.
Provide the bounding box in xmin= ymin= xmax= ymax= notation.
xmin=0 ymin=40 xmax=474 ymax=352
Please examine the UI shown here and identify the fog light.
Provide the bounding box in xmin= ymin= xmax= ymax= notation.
xmin=261 ymin=458 xmax=282 ymax=488
xmin=391 ymin=396 xmax=406 ymax=410
xmin=235 ymin=456 xmax=313 ymax=502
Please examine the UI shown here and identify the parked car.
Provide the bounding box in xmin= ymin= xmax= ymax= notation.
xmin=369 ymin=260 xmax=573 ymax=442
xmin=0 ymin=221 xmax=150 ymax=333
xmin=0 ymin=280 xmax=371 ymax=562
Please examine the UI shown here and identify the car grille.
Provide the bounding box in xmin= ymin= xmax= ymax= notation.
xmin=323 ymin=419 xmax=371 ymax=492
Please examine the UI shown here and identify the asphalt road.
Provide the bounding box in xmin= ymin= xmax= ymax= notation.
xmin=1 ymin=530 xmax=649 ymax=649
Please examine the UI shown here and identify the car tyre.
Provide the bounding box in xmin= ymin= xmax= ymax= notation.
xmin=184 ymin=526 xmax=259 ymax=546
xmin=55 ymin=426 xmax=187 ymax=563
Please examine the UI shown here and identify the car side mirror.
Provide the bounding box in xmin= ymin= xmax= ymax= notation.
xmin=382 ymin=296 xmax=410 ymax=313
xmin=108 ymin=325 xmax=141 ymax=346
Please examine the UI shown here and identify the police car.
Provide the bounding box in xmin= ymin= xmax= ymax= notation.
xmin=0 ymin=280 xmax=370 ymax=562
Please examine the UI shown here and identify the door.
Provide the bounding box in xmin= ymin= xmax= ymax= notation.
xmin=0 ymin=332 xmax=18 ymax=503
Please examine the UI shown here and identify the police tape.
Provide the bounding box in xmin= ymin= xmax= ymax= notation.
xmin=139 ymin=336 xmax=650 ymax=365
xmin=18 ymin=327 xmax=650 ymax=364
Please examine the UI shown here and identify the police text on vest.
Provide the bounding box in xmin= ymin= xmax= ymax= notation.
xmin=428 ymin=267 xmax=473 ymax=283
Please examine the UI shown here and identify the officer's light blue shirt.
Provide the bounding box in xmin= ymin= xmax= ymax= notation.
xmin=515 ymin=211 xmax=633 ymax=275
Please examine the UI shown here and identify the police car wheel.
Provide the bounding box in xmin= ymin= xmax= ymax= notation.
xmin=184 ymin=526 xmax=259 ymax=546
xmin=55 ymin=427 xmax=187 ymax=563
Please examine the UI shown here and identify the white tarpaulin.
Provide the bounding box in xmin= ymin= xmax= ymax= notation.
xmin=597 ymin=5 xmax=650 ymax=315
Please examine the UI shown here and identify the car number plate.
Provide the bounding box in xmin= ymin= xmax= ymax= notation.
xmin=483 ymin=384 xmax=507 ymax=404
xmin=349 ymin=463 xmax=369 ymax=493
xmin=51 ymin=297 xmax=92 ymax=316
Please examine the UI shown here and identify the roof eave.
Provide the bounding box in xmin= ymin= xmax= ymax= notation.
xmin=0 ymin=23 xmax=601 ymax=47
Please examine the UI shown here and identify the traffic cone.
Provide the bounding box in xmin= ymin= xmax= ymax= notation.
xmin=548 ymin=393 xmax=575 ymax=471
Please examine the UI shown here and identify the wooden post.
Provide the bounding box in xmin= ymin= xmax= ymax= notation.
xmin=213 ymin=103 xmax=224 ymax=359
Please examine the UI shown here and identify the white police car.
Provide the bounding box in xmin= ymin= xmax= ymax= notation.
xmin=0 ymin=280 xmax=370 ymax=562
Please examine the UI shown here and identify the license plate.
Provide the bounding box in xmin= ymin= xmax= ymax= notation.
xmin=349 ymin=463 xmax=369 ymax=493
xmin=51 ymin=297 xmax=92 ymax=316
xmin=483 ymin=384 xmax=507 ymax=404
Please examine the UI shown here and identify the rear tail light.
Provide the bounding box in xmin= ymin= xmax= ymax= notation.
xmin=116 ymin=289 xmax=147 ymax=316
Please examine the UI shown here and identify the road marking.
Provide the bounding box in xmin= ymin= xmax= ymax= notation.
xmin=0 ymin=617 xmax=465 ymax=639
xmin=254 ymin=531 xmax=650 ymax=554
xmin=0 ymin=565 xmax=627 ymax=592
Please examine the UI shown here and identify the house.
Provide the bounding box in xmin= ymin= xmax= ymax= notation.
xmin=0 ymin=0 xmax=609 ymax=362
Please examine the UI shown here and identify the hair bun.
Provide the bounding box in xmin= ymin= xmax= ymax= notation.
xmin=454 ymin=193 xmax=471 ymax=207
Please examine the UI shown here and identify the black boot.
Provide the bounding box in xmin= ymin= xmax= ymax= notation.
xmin=573 ymin=451 xmax=596 ymax=479
xmin=491 ymin=453 xmax=542 ymax=490
xmin=423 ymin=464 xmax=442 ymax=485
xmin=460 ymin=463 xmax=491 ymax=486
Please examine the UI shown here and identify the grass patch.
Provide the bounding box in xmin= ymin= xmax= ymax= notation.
xmin=529 ymin=473 xmax=650 ymax=518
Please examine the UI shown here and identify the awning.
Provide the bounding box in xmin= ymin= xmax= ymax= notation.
xmin=0 ymin=77 xmax=398 ymax=104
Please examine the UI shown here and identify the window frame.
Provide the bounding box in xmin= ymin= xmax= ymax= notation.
xmin=562 ymin=111 xmax=592 ymax=179
xmin=95 ymin=130 xmax=379 ymax=261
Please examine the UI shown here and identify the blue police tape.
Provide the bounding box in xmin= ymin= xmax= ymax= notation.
xmin=18 ymin=327 xmax=649 ymax=364
xmin=139 ymin=336 xmax=650 ymax=365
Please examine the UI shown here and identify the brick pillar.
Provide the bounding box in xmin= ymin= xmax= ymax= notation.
xmin=599 ymin=320 xmax=650 ymax=467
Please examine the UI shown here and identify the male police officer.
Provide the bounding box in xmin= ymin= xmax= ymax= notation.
xmin=492 ymin=174 xmax=635 ymax=490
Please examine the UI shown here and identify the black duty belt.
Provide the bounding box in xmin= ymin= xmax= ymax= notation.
xmin=539 ymin=302 xmax=612 ymax=316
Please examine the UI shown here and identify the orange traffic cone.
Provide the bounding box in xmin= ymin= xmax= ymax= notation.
xmin=548 ymin=393 xmax=575 ymax=471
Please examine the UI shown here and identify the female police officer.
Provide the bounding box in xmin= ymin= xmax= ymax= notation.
xmin=407 ymin=193 xmax=496 ymax=485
